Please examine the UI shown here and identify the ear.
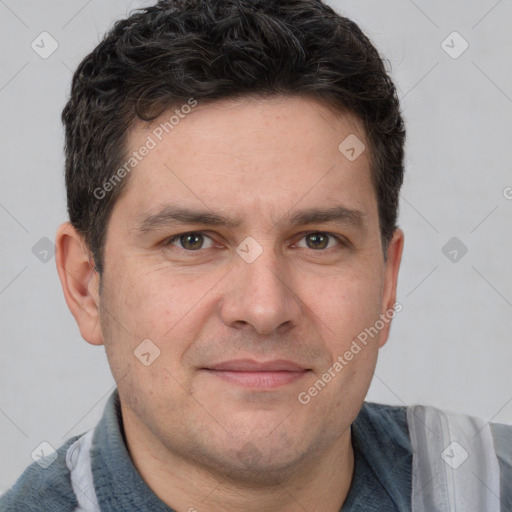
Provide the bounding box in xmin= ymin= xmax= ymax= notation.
xmin=55 ymin=222 xmax=104 ymax=346
xmin=378 ymin=228 xmax=404 ymax=348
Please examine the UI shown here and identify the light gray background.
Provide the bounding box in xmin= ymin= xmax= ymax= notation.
xmin=1 ymin=0 xmax=511 ymax=492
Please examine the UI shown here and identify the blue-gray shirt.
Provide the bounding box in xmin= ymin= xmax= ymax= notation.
xmin=1 ymin=389 xmax=510 ymax=511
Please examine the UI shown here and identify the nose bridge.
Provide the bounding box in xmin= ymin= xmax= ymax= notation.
xmin=244 ymin=246 xmax=286 ymax=299
xmin=221 ymin=239 xmax=302 ymax=334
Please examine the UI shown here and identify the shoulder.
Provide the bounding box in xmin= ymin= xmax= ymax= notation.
xmin=0 ymin=435 xmax=80 ymax=512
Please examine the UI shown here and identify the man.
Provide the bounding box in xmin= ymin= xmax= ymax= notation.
xmin=1 ymin=0 xmax=510 ymax=511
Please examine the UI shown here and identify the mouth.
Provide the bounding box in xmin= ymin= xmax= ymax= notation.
xmin=202 ymin=359 xmax=311 ymax=389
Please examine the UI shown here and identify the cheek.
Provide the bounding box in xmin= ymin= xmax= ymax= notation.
xmin=135 ymin=273 xmax=216 ymax=334
xmin=99 ymin=271 xmax=196 ymax=413
xmin=309 ymin=266 xmax=384 ymax=343
xmin=106 ymin=264 xmax=181 ymax=328
xmin=103 ymin=267 xmax=219 ymax=362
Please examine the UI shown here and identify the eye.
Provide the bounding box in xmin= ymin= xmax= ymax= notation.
xmin=164 ymin=232 xmax=215 ymax=251
xmin=295 ymin=232 xmax=345 ymax=250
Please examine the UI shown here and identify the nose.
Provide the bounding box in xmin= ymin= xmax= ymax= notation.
xmin=219 ymin=245 xmax=303 ymax=336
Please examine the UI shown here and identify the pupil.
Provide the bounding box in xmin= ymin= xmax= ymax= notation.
xmin=183 ymin=233 xmax=202 ymax=249
xmin=309 ymin=233 xmax=327 ymax=249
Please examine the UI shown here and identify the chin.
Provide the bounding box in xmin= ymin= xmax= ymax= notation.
xmin=220 ymin=443 xmax=311 ymax=487
xmin=206 ymin=428 xmax=314 ymax=481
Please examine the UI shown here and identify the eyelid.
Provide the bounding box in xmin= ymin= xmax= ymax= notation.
xmin=293 ymin=231 xmax=347 ymax=249
xmin=164 ymin=231 xmax=216 ymax=250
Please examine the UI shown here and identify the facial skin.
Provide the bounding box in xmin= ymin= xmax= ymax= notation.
xmin=56 ymin=95 xmax=403 ymax=512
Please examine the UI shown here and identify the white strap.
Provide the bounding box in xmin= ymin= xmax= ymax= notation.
xmin=407 ymin=405 xmax=501 ymax=512
xmin=65 ymin=429 xmax=101 ymax=511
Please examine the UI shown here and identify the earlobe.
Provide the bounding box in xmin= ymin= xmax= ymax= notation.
xmin=378 ymin=228 xmax=404 ymax=348
xmin=55 ymin=222 xmax=104 ymax=346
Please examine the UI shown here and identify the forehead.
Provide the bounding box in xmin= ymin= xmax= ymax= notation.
xmin=116 ymin=95 xmax=376 ymax=230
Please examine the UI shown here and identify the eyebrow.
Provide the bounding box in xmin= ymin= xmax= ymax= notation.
xmin=133 ymin=205 xmax=367 ymax=234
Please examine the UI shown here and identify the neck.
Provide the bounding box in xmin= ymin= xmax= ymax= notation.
xmin=122 ymin=408 xmax=354 ymax=512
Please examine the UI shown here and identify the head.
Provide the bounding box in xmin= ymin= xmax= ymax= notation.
xmin=57 ymin=0 xmax=405 ymax=485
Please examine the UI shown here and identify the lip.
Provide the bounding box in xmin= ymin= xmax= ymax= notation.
xmin=203 ymin=359 xmax=310 ymax=389
xmin=207 ymin=359 xmax=308 ymax=372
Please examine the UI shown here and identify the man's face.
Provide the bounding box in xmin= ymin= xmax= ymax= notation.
xmin=96 ymin=95 xmax=402 ymax=480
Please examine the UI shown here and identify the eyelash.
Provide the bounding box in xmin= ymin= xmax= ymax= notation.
xmin=162 ymin=231 xmax=348 ymax=252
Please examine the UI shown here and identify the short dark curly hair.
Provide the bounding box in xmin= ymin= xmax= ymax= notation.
xmin=62 ymin=0 xmax=405 ymax=275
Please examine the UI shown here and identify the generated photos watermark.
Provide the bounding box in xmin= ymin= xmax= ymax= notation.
xmin=298 ymin=301 xmax=403 ymax=405
xmin=93 ymin=98 xmax=198 ymax=200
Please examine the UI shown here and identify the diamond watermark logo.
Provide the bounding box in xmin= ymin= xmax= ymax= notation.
xmin=236 ymin=236 xmax=263 ymax=263
xmin=32 ymin=237 xmax=56 ymax=263
xmin=442 ymin=237 xmax=468 ymax=263
xmin=134 ymin=339 xmax=161 ymax=366
xmin=31 ymin=32 xmax=59 ymax=59
xmin=237 ymin=442 xmax=263 ymax=467
xmin=338 ymin=134 xmax=366 ymax=162
xmin=441 ymin=441 xmax=469 ymax=469
xmin=31 ymin=441 xmax=58 ymax=469
xmin=441 ymin=31 xmax=469 ymax=59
